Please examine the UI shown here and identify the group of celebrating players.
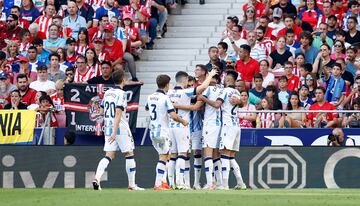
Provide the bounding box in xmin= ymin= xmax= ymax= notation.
xmin=92 ymin=67 xmax=247 ymax=191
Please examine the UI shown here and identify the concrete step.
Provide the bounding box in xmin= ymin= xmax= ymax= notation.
xmin=184 ymin=3 xmax=233 ymax=9
xmin=165 ymin=31 xmax=215 ymax=38
xmin=154 ymin=43 xmax=206 ymax=49
xmin=156 ymin=37 xmax=207 ymax=43
xmin=141 ymin=49 xmax=199 ymax=55
xmin=167 ymin=19 xmax=221 ymax=26
xmin=167 ymin=26 xmax=215 ymax=33
xmin=136 ymin=60 xmax=189 ymax=68
xmin=181 ymin=8 xmax=228 ymax=15
xmin=168 ymin=14 xmax=224 ymax=21
xmin=137 ymin=72 xmax=178 ymax=79
xmin=140 ymin=55 xmax=195 ymax=61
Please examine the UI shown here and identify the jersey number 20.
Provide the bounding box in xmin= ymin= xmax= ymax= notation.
xmin=104 ymin=102 xmax=116 ymax=118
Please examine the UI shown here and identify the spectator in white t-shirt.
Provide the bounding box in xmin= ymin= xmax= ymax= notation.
xmin=29 ymin=65 xmax=55 ymax=94
xmin=259 ymin=59 xmax=275 ymax=88
xmin=222 ymin=25 xmax=247 ymax=57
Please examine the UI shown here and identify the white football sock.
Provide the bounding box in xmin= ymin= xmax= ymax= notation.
xmin=213 ymin=158 xmax=222 ymax=187
xmin=193 ymin=154 xmax=202 ymax=186
xmin=221 ymin=155 xmax=230 ymax=188
xmin=230 ymin=157 xmax=244 ymax=186
xmin=204 ymin=157 xmax=213 ymax=185
xmin=125 ymin=156 xmax=136 ymax=187
xmin=95 ymin=156 xmax=111 ymax=182
xmin=176 ymin=155 xmax=186 ymax=186
xmin=168 ymin=157 xmax=176 ymax=187
xmin=155 ymin=160 xmax=166 ymax=186
xmin=184 ymin=157 xmax=190 ymax=187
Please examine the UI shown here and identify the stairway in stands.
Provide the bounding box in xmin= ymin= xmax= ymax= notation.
xmin=136 ymin=0 xmax=246 ymax=127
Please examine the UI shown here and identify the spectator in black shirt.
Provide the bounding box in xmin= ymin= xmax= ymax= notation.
xmin=4 ymin=90 xmax=28 ymax=110
xmin=271 ymin=0 xmax=297 ymax=16
xmin=345 ymin=17 xmax=360 ymax=45
xmin=87 ymin=61 xmax=115 ymax=84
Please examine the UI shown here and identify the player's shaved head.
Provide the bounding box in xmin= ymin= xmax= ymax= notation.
xmin=156 ymin=74 xmax=171 ymax=89
xmin=175 ymin=71 xmax=189 ymax=83
xmin=226 ymin=70 xmax=238 ymax=81
xmin=112 ymin=69 xmax=125 ymax=85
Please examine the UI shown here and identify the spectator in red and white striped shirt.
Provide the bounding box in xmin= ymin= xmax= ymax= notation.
xmin=74 ymin=55 xmax=96 ymax=83
xmin=33 ymin=4 xmax=56 ymax=35
xmin=256 ymin=97 xmax=275 ymax=128
xmin=85 ymin=47 xmax=101 ymax=78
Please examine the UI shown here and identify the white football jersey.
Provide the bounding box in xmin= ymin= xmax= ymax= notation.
xmin=202 ymin=84 xmax=224 ymax=126
xmin=146 ymin=90 xmax=175 ymax=137
xmin=101 ymin=86 xmax=129 ymax=136
xmin=218 ymin=86 xmax=240 ymax=127
xmin=167 ymin=86 xmax=196 ymax=128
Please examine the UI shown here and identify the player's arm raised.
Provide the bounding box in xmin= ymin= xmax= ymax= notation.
xmin=195 ymin=69 xmax=218 ymax=94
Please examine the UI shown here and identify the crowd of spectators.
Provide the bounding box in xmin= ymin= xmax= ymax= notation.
xmin=204 ymin=0 xmax=360 ymax=128
xmin=0 ymin=0 xmax=173 ymax=127
xmin=0 ymin=0 xmax=359 ymax=130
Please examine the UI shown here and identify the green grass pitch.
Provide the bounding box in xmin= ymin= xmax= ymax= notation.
xmin=1 ymin=189 xmax=360 ymax=206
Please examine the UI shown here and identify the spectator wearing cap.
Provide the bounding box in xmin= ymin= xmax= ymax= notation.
xmin=10 ymin=6 xmax=30 ymax=29
xmin=268 ymin=8 xmax=285 ymax=36
xmin=29 ymin=65 xmax=56 ymax=93
xmin=295 ymin=31 xmax=318 ymax=64
xmin=13 ymin=56 xmax=37 ymax=84
xmin=87 ymin=61 xmax=115 ymax=84
xmin=63 ymin=1 xmax=87 ymax=40
xmin=242 ymin=0 xmax=268 ymax=18
xmin=103 ymin=24 xmax=124 ymax=67
xmin=299 ymin=84 xmax=314 ymax=109
xmin=0 ymin=72 xmax=17 ymax=107
xmin=0 ymin=14 xmax=22 ymax=48
xmin=33 ymin=4 xmax=56 ymax=35
xmin=33 ymin=38 xmax=50 ymax=65
xmin=17 ymin=73 xmax=37 ymax=106
xmin=122 ymin=0 xmax=150 ymax=45
xmin=298 ymin=0 xmax=322 ymax=28
xmin=4 ymin=90 xmax=28 ymax=110
xmin=345 ymin=46 xmax=359 ymax=78
xmin=93 ymin=38 xmax=110 ymax=63
xmin=235 ymin=44 xmax=260 ymax=89
xmin=20 ymin=0 xmax=40 ymax=24
xmin=65 ymin=37 xmax=78 ymax=65
xmin=345 ymin=17 xmax=360 ymax=45
xmin=343 ymin=1 xmax=360 ymax=32
xmin=93 ymin=0 xmax=120 ymax=28
xmin=306 ymin=86 xmax=338 ymax=128
xmin=222 ymin=25 xmax=247 ymax=58
xmin=43 ymin=24 xmax=66 ymax=53
xmin=270 ymin=0 xmax=297 ymax=16
xmin=277 ymin=15 xmax=303 ymax=42
xmin=119 ymin=14 xmax=143 ymax=58
xmin=48 ymin=53 xmax=66 ymax=83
